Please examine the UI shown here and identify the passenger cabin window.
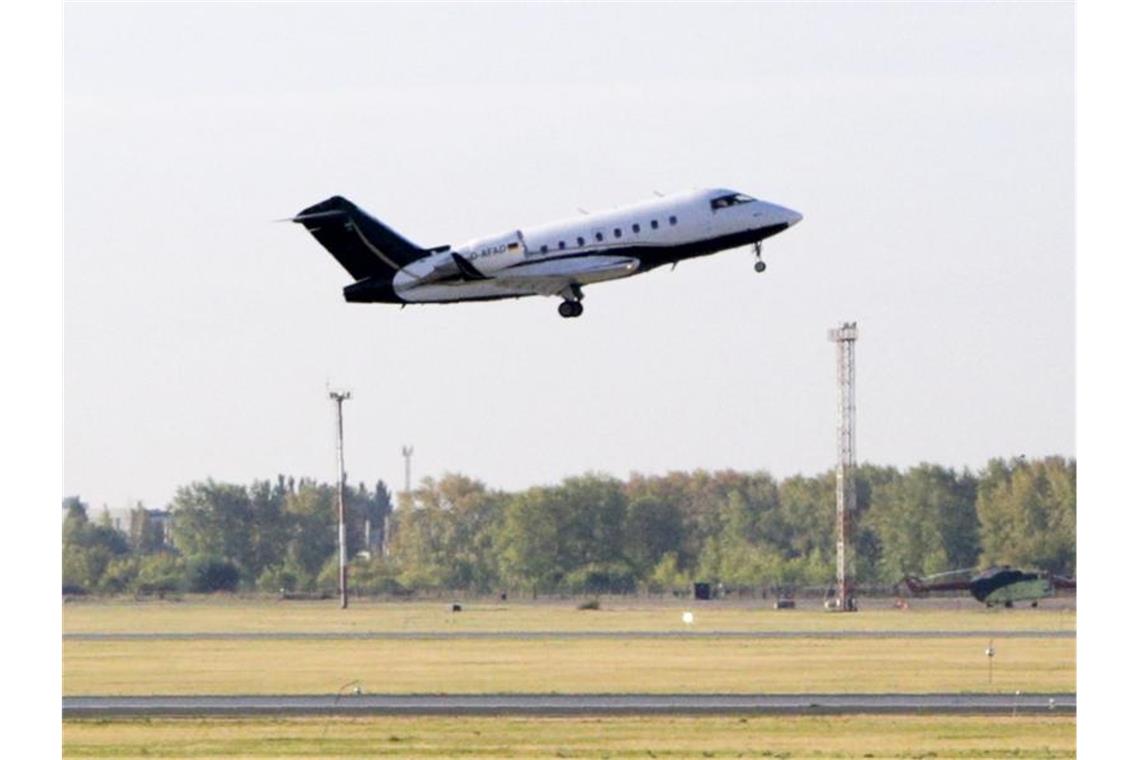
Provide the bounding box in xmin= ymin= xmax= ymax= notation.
xmin=613 ymin=228 xmax=622 ymax=238
xmin=577 ymin=236 xmax=585 ymax=246
xmin=595 ymin=232 xmax=604 ymax=242
xmin=710 ymin=193 xmax=757 ymax=210
xmin=650 ymin=219 xmax=659 ymax=229
xmin=558 ymin=241 xmax=566 ymax=250
xmin=632 ymin=223 xmax=640 ymax=233
xmin=541 ymin=244 xmax=548 ymax=253
xmin=669 ymin=215 xmax=678 ymax=225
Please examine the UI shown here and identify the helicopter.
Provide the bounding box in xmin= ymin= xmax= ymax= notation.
xmin=900 ymin=566 xmax=1075 ymax=608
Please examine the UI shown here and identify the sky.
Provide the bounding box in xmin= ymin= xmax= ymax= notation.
xmin=63 ymin=2 xmax=1074 ymax=512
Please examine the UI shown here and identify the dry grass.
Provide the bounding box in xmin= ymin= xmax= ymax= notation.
xmin=63 ymin=597 xmax=1076 ymax=635
xmin=62 ymin=714 xmax=1076 ymax=758
xmin=64 ymin=635 xmax=1074 ymax=696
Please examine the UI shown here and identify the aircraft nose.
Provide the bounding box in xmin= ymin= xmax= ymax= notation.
xmin=773 ymin=204 xmax=803 ymax=227
xmin=754 ymin=202 xmax=803 ymax=228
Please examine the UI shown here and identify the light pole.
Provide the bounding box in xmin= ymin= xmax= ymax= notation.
xmin=330 ymin=390 xmax=351 ymax=610
xmin=401 ymin=445 xmax=414 ymax=502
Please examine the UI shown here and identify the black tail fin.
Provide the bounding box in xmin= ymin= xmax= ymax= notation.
xmin=292 ymin=196 xmax=428 ymax=279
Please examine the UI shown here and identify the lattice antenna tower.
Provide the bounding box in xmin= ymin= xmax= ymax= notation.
xmin=828 ymin=322 xmax=858 ymax=612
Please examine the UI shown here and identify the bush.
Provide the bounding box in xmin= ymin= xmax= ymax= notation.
xmin=348 ymin=558 xmax=408 ymax=596
xmin=135 ymin=554 xmax=185 ymax=595
xmin=98 ymin=556 xmax=140 ymax=593
xmin=647 ymin=552 xmax=690 ymax=594
xmin=257 ymin=564 xmax=300 ymax=594
xmin=316 ymin=556 xmax=341 ymax=595
xmin=565 ymin=562 xmax=637 ymax=595
xmin=186 ymin=555 xmax=241 ymax=593
xmin=577 ymin=598 xmax=601 ymax=610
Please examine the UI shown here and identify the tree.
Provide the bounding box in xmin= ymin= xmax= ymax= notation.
xmin=135 ymin=554 xmax=185 ymax=595
xmin=496 ymin=486 xmax=569 ymax=594
xmin=62 ymin=497 xmax=130 ymax=592
xmin=977 ymin=457 xmax=1075 ymax=575
xmin=869 ymin=464 xmax=977 ymax=580
xmin=407 ymin=473 xmax=506 ymax=591
xmin=348 ymin=479 xmax=394 ymax=555
xmin=624 ymin=497 xmax=685 ymax=578
xmin=557 ymin=474 xmax=629 ymax=570
xmin=247 ymin=479 xmax=290 ymax=574
xmin=282 ymin=481 xmax=338 ymax=587
xmin=389 ymin=500 xmax=453 ymax=590
xmin=777 ymin=474 xmax=834 ymax=563
xmin=170 ymin=481 xmax=255 ymax=574
xmin=648 ymin=552 xmax=690 ymax=593
xmin=185 ymin=555 xmax=241 ymax=592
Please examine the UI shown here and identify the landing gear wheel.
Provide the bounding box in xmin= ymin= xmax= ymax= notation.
xmin=558 ymin=301 xmax=583 ymax=318
xmin=752 ymin=242 xmax=766 ymax=273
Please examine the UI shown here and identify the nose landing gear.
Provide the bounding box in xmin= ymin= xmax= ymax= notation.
xmin=753 ymin=242 xmax=767 ymax=273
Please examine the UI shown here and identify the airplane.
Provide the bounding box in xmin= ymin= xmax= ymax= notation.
xmin=900 ymin=566 xmax=1076 ymax=608
xmin=291 ymin=188 xmax=802 ymax=317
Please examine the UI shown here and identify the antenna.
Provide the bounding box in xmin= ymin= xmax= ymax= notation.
xmin=329 ymin=389 xmax=352 ymax=610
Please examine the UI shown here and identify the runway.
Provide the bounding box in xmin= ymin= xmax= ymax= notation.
xmin=63 ymin=692 xmax=1076 ymax=717
xmin=64 ymin=629 xmax=1074 ymax=641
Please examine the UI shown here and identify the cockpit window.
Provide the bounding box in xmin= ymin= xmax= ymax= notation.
xmin=710 ymin=193 xmax=757 ymax=210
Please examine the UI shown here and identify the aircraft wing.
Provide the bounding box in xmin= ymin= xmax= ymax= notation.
xmin=493 ymin=255 xmax=640 ymax=296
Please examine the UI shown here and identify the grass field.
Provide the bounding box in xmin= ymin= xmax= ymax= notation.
xmin=64 ymin=634 xmax=1074 ymax=696
xmin=63 ymin=597 xmax=1077 ymax=635
xmin=62 ymin=715 xmax=1076 ymax=758
xmin=61 ymin=599 xmax=1077 ymax=756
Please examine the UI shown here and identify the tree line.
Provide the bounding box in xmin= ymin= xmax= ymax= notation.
xmin=61 ymin=457 xmax=1075 ymax=596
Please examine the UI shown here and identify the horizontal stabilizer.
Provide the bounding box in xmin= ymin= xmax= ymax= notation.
xmin=452 ymin=253 xmax=489 ymax=281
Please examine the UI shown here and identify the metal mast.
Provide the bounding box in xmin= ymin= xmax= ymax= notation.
xmin=827 ymin=322 xmax=858 ymax=612
xmin=329 ymin=390 xmax=352 ymax=610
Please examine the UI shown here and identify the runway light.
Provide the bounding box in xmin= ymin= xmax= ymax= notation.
xmin=682 ymin=611 xmax=694 ymax=625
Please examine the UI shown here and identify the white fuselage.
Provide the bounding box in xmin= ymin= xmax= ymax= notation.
xmin=392 ymin=188 xmax=802 ymax=303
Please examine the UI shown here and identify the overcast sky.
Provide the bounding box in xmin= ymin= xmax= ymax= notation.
xmin=63 ymin=2 xmax=1073 ymax=511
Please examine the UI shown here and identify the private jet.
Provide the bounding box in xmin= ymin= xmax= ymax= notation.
xmin=292 ymin=188 xmax=802 ymax=318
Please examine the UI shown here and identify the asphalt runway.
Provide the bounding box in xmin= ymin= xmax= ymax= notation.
xmin=63 ymin=692 xmax=1076 ymax=717
xmin=64 ymin=629 xmax=1074 ymax=641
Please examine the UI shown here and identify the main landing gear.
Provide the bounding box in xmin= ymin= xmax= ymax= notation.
xmin=558 ymin=284 xmax=585 ymax=318
xmin=753 ymin=242 xmax=767 ymax=273
xmin=558 ymin=301 xmax=584 ymax=318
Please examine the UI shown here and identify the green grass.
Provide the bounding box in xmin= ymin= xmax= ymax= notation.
xmin=63 ymin=597 xmax=1077 ymax=635
xmin=64 ymin=636 xmax=1074 ymax=696
xmin=62 ymin=715 xmax=1076 ymax=758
